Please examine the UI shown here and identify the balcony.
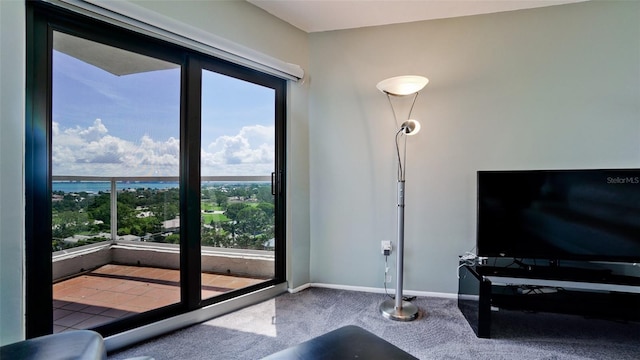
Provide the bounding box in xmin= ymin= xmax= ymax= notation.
xmin=52 ymin=176 xmax=275 ymax=333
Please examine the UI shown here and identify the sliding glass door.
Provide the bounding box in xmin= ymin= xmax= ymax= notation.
xmin=51 ymin=31 xmax=182 ymax=332
xmin=26 ymin=2 xmax=286 ymax=338
xmin=200 ymin=70 xmax=277 ymax=302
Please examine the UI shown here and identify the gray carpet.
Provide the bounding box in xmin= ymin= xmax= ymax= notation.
xmin=109 ymin=288 xmax=640 ymax=359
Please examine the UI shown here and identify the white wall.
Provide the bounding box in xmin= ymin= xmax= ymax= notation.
xmin=0 ymin=0 xmax=26 ymax=345
xmin=308 ymin=1 xmax=640 ymax=294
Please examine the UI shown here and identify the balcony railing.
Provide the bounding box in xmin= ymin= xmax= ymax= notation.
xmin=53 ymin=175 xmax=270 ymax=241
xmin=52 ymin=175 xmax=275 ymax=282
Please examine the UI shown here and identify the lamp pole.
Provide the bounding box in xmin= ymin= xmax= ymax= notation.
xmin=395 ymin=180 xmax=407 ymax=311
xmin=379 ymin=159 xmax=419 ymax=321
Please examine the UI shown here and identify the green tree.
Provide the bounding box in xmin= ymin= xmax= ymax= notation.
xmin=225 ymin=203 xmax=249 ymax=221
xmin=201 ymin=188 xmax=212 ymax=200
xmin=165 ymin=234 xmax=180 ymax=244
xmin=214 ymin=191 xmax=228 ymax=207
xmin=201 ymin=226 xmax=231 ymax=248
xmin=255 ymin=186 xmax=274 ymax=203
xmin=87 ymin=192 xmax=111 ymax=224
xmin=229 ymin=187 xmax=248 ymax=200
xmin=257 ymin=202 xmax=274 ymax=217
xmin=117 ymin=191 xmax=137 ymax=207
xmin=221 ymin=221 xmax=238 ymax=243
xmin=116 ymin=202 xmax=136 ymax=231
xmin=149 ymin=202 xmax=179 ymax=221
xmin=237 ymin=206 xmax=269 ymax=237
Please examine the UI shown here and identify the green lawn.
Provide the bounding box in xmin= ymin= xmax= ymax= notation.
xmin=201 ymin=202 xmax=223 ymax=212
xmin=202 ymin=213 xmax=229 ymax=223
xmin=201 ymin=201 xmax=227 ymax=223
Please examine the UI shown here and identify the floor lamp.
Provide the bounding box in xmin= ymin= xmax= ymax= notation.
xmin=376 ymin=75 xmax=429 ymax=321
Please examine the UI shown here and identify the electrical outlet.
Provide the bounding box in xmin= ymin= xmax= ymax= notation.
xmin=381 ymin=240 xmax=392 ymax=255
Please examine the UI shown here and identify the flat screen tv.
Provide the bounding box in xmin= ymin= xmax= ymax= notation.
xmin=477 ymin=169 xmax=640 ymax=263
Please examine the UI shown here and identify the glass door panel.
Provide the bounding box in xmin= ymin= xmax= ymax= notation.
xmin=200 ymin=70 xmax=276 ymax=301
xmin=51 ymin=31 xmax=181 ymax=332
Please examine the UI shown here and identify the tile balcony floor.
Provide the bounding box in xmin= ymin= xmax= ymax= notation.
xmin=53 ymin=264 xmax=266 ymax=333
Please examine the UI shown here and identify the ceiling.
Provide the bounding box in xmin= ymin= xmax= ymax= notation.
xmin=247 ymin=0 xmax=586 ymax=33
xmin=54 ymin=31 xmax=179 ymax=76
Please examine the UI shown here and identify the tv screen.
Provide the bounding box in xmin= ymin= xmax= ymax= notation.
xmin=477 ymin=169 xmax=640 ymax=263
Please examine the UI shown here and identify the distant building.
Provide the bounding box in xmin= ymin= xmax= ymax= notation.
xmin=63 ymin=232 xmax=110 ymax=243
xmin=162 ymin=216 xmax=180 ymax=231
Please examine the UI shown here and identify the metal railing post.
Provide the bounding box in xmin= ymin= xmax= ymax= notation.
xmin=110 ymin=178 xmax=117 ymax=242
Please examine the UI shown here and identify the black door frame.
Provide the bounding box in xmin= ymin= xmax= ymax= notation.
xmin=25 ymin=1 xmax=286 ymax=338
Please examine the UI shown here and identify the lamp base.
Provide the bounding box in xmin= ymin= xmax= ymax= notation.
xmin=379 ymin=299 xmax=419 ymax=321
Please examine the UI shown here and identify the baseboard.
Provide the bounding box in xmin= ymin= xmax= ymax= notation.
xmin=288 ymin=282 xmax=311 ymax=293
xmin=289 ymin=282 xmax=457 ymax=299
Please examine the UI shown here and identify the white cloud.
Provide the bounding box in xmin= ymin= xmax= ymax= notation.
xmin=202 ymin=124 xmax=274 ymax=175
xmin=53 ymin=120 xmax=273 ymax=177
xmin=53 ymin=118 xmax=179 ymax=176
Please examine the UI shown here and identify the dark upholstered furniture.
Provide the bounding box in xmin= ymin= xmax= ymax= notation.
xmin=0 ymin=330 xmax=106 ymax=360
xmin=262 ymin=325 xmax=417 ymax=360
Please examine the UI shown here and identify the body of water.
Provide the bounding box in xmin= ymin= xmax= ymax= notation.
xmin=53 ymin=181 xmax=179 ymax=193
xmin=52 ymin=181 xmax=269 ymax=193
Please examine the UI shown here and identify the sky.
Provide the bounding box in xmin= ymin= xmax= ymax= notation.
xmin=52 ymin=39 xmax=275 ymax=178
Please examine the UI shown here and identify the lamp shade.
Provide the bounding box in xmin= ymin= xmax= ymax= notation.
xmin=376 ymin=75 xmax=428 ymax=96
xmin=401 ymin=119 xmax=421 ymax=136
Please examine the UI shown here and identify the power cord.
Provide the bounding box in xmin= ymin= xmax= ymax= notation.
xmin=384 ymin=255 xmax=393 ymax=300
xmin=382 ymin=255 xmax=417 ymax=302
xmin=460 ymin=252 xmax=477 ymax=263
xmin=457 ymin=251 xmax=479 ymax=279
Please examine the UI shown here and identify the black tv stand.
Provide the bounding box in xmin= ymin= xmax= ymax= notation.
xmin=458 ymin=264 xmax=640 ymax=338
xmin=479 ymin=264 xmax=635 ymax=285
